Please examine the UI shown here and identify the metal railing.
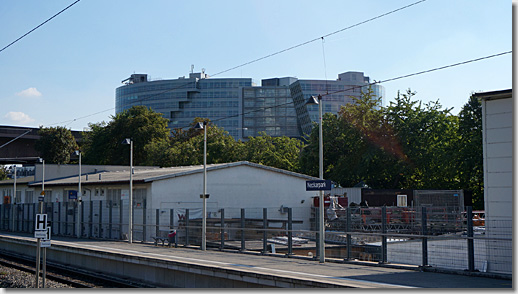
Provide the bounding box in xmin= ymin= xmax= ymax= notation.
xmin=0 ymin=202 xmax=511 ymax=275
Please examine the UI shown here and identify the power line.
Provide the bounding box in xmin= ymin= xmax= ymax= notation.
xmin=0 ymin=130 xmax=32 ymax=150
xmin=0 ymin=0 xmax=81 ymax=54
xmin=180 ymin=50 xmax=512 ymax=131
xmin=52 ymin=50 xmax=512 ymax=132
xmin=52 ymin=108 xmax=115 ymax=127
xmin=210 ymin=0 xmax=427 ymax=77
xmin=322 ymin=51 xmax=513 ymax=98
xmin=51 ymin=80 xmax=199 ymax=127
xmin=46 ymin=0 xmax=426 ymax=128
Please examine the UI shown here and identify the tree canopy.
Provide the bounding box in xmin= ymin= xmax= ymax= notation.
xmin=144 ymin=118 xmax=304 ymax=172
xmin=456 ymin=94 xmax=483 ymax=208
xmin=34 ymin=126 xmax=79 ymax=164
xmin=299 ymin=89 xmax=483 ymax=209
xmin=82 ymin=106 xmax=170 ymax=165
xmin=0 ymin=166 xmax=7 ymax=181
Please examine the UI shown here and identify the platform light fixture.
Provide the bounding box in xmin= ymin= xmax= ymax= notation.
xmin=194 ymin=121 xmax=208 ymax=251
xmin=305 ymin=95 xmax=325 ymax=263
xmin=122 ymin=138 xmax=133 ymax=244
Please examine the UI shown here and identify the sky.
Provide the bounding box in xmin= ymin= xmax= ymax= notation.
xmin=0 ymin=0 xmax=512 ymax=131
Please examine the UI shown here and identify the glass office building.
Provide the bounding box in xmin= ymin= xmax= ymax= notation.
xmin=115 ymin=71 xmax=384 ymax=141
xmin=295 ymin=72 xmax=385 ymax=124
xmin=116 ymin=73 xmax=252 ymax=139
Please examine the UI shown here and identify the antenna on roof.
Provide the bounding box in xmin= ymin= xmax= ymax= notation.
xmin=191 ymin=64 xmax=194 ymax=74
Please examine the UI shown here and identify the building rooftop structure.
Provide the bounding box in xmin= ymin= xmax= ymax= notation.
xmin=26 ymin=161 xmax=316 ymax=188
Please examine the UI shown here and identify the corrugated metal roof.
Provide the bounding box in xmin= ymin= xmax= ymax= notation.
xmin=0 ymin=176 xmax=35 ymax=186
xmin=28 ymin=161 xmax=317 ymax=187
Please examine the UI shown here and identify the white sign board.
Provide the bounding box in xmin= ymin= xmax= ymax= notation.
xmin=121 ymin=190 xmax=129 ymax=200
xmin=34 ymin=230 xmax=47 ymax=238
xmin=35 ymin=214 xmax=47 ymax=231
xmin=35 ymin=227 xmax=51 ymax=244
xmin=42 ymin=227 xmax=51 ymax=247
xmin=43 ymin=227 xmax=51 ymax=241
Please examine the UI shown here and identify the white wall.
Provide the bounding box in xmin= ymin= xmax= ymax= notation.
xmin=483 ymin=97 xmax=513 ymax=224
xmin=150 ymin=164 xmax=317 ymax=230
xmin=482 ymin=96 xmax=513 ymax=274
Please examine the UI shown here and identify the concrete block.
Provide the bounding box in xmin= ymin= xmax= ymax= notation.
xmin=184 ymin=272 xmax=196 ymax=288
xmin=274 ymin=279 xmax=293 ymax=288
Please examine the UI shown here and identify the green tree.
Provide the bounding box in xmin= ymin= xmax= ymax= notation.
xmin=35 ymin=126 xmax=79 ymax=164
xmin=82 ymin=106 xmax=170 ymax=165
xmin=244 ymin=132 xmax=303 ymax=172
xmin=144 ymin=118 xmax=304 ymax=171
xmin=300 ymin=89 xmax=401 ymax=188
xmin=144 ymin=118 xmax=244 ymax=167
xmin=300 ymin=88 xmax=462 ymax=191
xmin=0 ymin=165 xmax=7 ymax=181
xmin=386 ymin=90 xmax=460 ymax=190
xmin=457 ymin=94 xmax=483 ymax=209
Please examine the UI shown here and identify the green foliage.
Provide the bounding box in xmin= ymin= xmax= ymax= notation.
xmin=34 ymin=126 xmax=79 ymax=164
xmin=457 ymin=94 xmax=483 ymax=209
xmin=0 ymin=166 xmax=7 ymax=181
xmin=243 ymin=132 xmax=304 ymax=171
xmin=144 ymin=118 xmax=304 ymax=172
xmin=82 ymin=106 xmax=170 ymax=165
xmin=300 ymin=89 xmax=401 ymax=187
xmin=144 ymin=118 xmax=244 ymax=167
xmin=300 ymin=88 xmax=482 ymax=208
xmin=385 ymin=90 xmax=460 ymax=190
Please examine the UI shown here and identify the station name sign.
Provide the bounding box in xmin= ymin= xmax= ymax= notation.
xmin=306 ymin=180 xmax=332 ymax=191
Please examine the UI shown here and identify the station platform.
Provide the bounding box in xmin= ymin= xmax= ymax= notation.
xmin=0 ymin=233 xmax=511 ymax=288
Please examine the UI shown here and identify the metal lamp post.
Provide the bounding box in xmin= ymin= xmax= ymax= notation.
xmin=11 ymin=165 xmax=16 ymax=232
xmin=306 ymin=95 xmax=325 ymax=263
xmin=122 ymin=138 xmax=133 ymax=244
xmin=74 ymin=150 xmax=82 ymax=238
xmin=194 ymin=121 xmax=208 ymax=251
xmin=35 ymin=158 xmax=46 ymax=288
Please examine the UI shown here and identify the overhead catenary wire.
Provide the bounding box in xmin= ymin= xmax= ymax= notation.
xmin=179 ymin=50 xmax=513 ymax=131
xmin=0 ymin=0 xmax=81 ymax=54
xmin=50 ymin=50 xmax=512 ymax=133
xmin=54 ymin=80 xmax=199 ymax=127
xmin=46 ymin=0 xmax=428 ymax=128
xmin=209 ymin=0 xmax=427 ymax=78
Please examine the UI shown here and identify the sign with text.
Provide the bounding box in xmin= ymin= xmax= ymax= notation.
xmin=41 ymin=227 xmax=51 ymax=247
xmin=68 ymin=190 xmax=77 ymax=200
xmin=35 ymin=214 xmax=48 ymax=231
xmin=34 ymin=230 xmax=47 ymax=238
xmin=306 ymin=180 xmax=332 ymax=191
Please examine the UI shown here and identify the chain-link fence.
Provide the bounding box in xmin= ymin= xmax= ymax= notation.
xmin=0 ymin=201 xmax=511 ymax=275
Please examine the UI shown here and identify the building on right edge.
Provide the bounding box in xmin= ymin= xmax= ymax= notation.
xmin=476 ymin=89 xmax=512 ymax=274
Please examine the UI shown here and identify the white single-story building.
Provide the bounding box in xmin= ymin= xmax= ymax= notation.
xmin=22 ymin=161 xmax=320 ymax=237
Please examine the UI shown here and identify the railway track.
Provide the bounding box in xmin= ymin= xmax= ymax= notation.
xmin=0 ymin=249 xmax=155 ymax=288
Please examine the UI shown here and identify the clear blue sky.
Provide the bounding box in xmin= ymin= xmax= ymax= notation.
xmin=0 ymin=0 xmax=512 ymax=131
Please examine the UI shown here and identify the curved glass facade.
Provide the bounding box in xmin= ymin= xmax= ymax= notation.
xmin=116 ymin=74 xmax=252 ymax=139
xmin=115 ymin=71 xmax=384 ymax=141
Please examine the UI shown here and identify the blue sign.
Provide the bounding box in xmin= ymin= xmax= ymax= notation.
xmin=306 ymin=180 xmax=332 ymax=191
xmin=68 ymin=190 xmax=78 ymax=200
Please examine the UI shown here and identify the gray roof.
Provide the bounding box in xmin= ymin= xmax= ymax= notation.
xmin=28 ymin=161 xmax=317 ymax=187
xmin=473 ymin=89 xmax=512 ymax=101
xmin=0 ymin=176 xmax=35 ymax=186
